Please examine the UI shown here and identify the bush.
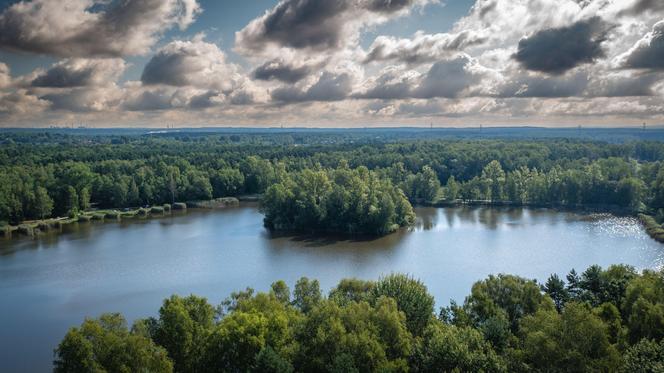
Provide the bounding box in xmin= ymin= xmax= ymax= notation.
xmin=150 ymin=206 xmax=165 ymax=214
xmin=77 ymin=215 xmax=92 ymax=222
xmin=105 ymin=211 xmax=120 ymax=220
xmin=172 ymin=202 xmax=187 ymax=210
xmin=163 ymin=204 xmax=171 ymax=212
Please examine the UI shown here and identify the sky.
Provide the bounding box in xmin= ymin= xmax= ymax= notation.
xmin=0 ymin=0 xmax=662 ymax=128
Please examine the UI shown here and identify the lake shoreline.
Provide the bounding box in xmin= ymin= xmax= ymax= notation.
xmin=0 ymin=197 xmax=239 ymax=240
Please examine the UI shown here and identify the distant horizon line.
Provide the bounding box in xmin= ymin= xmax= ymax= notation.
xmin=1 ymin=124 xmax=663 ymax=131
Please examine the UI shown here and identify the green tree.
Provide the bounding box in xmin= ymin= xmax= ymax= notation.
xmin=542 ymin=273 xmax=569 ymax=311
xmin=519 ymin=302 xmax=621 ymax=372
xmin=293 ymin=277 xmax=322 ymax=313
xmin=152 ymin=295 xmax=215 ymax=372
xmin=33 ymin=186 xmax=53 ymax=219
xmin=54 ymin=313 xmax=172 ymax=373
xmin=371 ymin=273 xmax=434 ymax=336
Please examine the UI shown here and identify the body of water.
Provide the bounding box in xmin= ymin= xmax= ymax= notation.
xmin=1 ymin=205 xmax=662 ymax=371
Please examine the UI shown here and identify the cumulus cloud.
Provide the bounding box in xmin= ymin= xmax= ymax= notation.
xmin=0 ymin=89 xmax=49 ymax=114
xmin=413 ymin=55 xmax=494 ymax=98
xmin=514 ymin=17 xmax=610 ymax=75
xmin=0 ymin=62 xmax=10 ymax=89
xmin=621 ymin=20 xmax=664 ymax=70
xmin=620 ymin=0 xmax=664 ymax=16
xmin=272 ymin=72 xmax=353 ymax=103
xmin=141 ymin=37 xmax=243 ymax=92
xmin=357 ymin=55 xmax=495 ymax=100
xmin=31 ymin=58 xmax=126 ymax=88
xmin=252 ymin=59 xmax=314 ymax=83
xmin=235 ymin=0 xmax=428 ymax=54
xmin=40 ymin=85 xmax=124 ymax=112
xmin=364 ymin=30 xmax=487 ymax=64
xmin=0 ymin=0 xmax=201 ymax=57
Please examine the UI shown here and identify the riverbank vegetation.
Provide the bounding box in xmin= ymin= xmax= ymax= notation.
xmin=55 ymin=265 xmax=664 ymax=372
xmin=2 ymin=131 xmax=664 ymax=236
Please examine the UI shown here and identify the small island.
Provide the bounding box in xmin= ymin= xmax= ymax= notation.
xmin=260 ymin=164 xmax=415 ymax=236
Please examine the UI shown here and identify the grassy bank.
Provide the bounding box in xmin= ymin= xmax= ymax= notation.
xmin=639 ymin=214 xmax=664 ymax=243
xmin=0 ymin=203 xmax=180 ymax=239
xmin=1 ymin=198 xmax=242 ymax=240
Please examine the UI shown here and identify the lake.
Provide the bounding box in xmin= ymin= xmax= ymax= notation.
xmin=1 ymin=205 xmax=662 ymax=372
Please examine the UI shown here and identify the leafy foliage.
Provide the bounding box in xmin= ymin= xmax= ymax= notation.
xmin=55 ymin=265 xmax=664 ymax=372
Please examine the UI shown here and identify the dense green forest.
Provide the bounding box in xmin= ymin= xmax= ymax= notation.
xmin=2 ymin=131 xmax=664 ymax=234
xmin=54 ymin=265 xmax=664 ymax=372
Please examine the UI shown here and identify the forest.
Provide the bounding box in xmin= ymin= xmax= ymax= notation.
xmin=2 ymin=131 xmax=664 ymax=235
xmin=54 ymin=265 xmax=664 ymax=372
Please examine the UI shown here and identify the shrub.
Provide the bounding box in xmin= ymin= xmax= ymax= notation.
xmin=172 ymin=202 xmax=187 ymax=210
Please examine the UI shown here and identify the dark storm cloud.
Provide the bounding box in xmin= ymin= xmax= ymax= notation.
xmin=32 ymin=66 xmax=93 ymax=88
xmin=271 ymin=72 xmax=353 ymax=103
xmin=365 ymin=0 xmax=415 ymax=13
xmin=236 ymin=0 xmax=425 ymax=53
xmin=237 ymin=0 xmax=352 ymax=52
xmin=252 ymin=59 xmax=313 ymax=83
xmin=0 ymin=0 xmax=200 ymax=57
xmin=623 ymin=21 xmax=664 ymax=70
xmin=514 ymin=17 xmax=610 ymax=75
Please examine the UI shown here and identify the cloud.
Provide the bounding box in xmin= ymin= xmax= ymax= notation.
xmin=252 ymin=59 xmax=313 ymax=83
xmin=355 ymin=66 xmax=419 ymax=99
xmin=31 ymin=58 xmax=125 ymax=88
xmin=514 ymin=17 xmax=610 ymax=75
xmin=0 ymin=89 xmax=49 ymax=114
xmin=364 ymin=30 xmax=487 ymax=64
xmin=412 ymin=55 xmax=491 ymax=98
xmin=0 ymin=0 xmax=201 ymax=57
xmin=271 ymin=71 xmax=353 ymax=103
xmin=620 ymin=0 xmax=664 ymax=16
xmin=235 ymin=0 xmax=428 ymax=54
xmin=357 ymin=55 xmax=494 ymax=100
xmin=40 ymin=85 xmax=124 ymax=112
xmin=498 ymin=71 xmax=589 ymax=98
xmin=0 ymin=62 xmax=10 ymax=89
xmin=141 ymin=37 xmax=242 ymax=92
xmin=621 ymin=20 xmax=664 ymax=70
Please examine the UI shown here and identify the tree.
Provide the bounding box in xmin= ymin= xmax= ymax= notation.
xmin=293 ymin=277 xmax=321 ymax=313
xmin=519 ymin=302 xmax=621 ymax=372
xmin=371 ymin=273 xmax=434 ymax=336
xmin=54 ymin=313 xmax=173 ymax=373
xmin=445 ymin=176 xmax=460 ymax=201
xmin=65 ymin=186 xmax=79 ymax=216
xmin=481 ymin=160 xmax=506 ymax=202
xmin=414 ymin=320 xmax=506 ymax=372
xmin=542 ymin=273 xmax=569 ymax=311
xmin=33 ymin=186 xmax=53 ymax=219
xmin=79 ymin=187 xmax=90 ymax=211
xmin=152 ymin=295 xmax=215 ymax=372
xmin=622 ymin=339 xmax=664 ymax=373
xmin=464 ymin=274 xmax=548 ymax=333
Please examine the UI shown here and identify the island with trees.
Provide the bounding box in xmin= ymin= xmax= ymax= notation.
xmin=54 ymin=265 xmax=664 ymax=372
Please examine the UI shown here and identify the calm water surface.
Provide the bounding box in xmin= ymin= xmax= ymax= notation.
xmin=1 ymin=205 xmax=663 ymax=372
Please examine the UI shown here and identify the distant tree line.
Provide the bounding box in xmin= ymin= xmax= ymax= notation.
xmin=54 ymin=265 xmax=664 ymax=372
xmin=2 ymin=134 xmax=664 ymax=225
